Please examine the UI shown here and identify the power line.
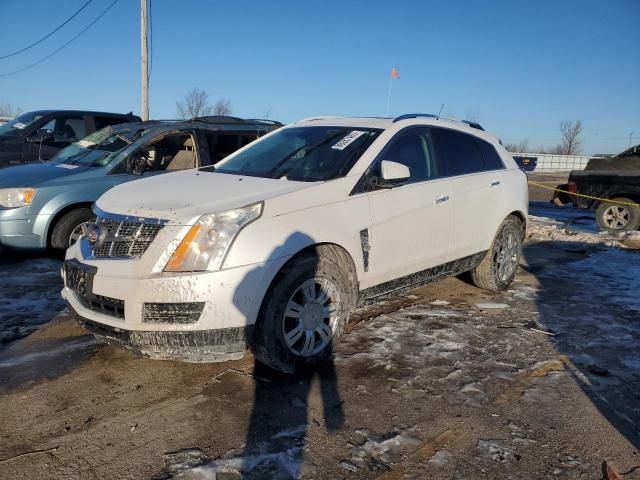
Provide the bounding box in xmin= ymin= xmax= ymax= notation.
xmin=0 ymin=0 xmax=119 ymax=78
xmin=0 ymin=0 xmax=94 ymax=59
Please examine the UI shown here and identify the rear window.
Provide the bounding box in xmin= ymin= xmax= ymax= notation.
xmin=434 ymin=128 xmax=485 ymax=176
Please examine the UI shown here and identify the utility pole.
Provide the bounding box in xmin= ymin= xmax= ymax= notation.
xmin=140 ymin=0 xmax=149 ymax=121
xmin=630 ymin=131 xmax=635 ymax=148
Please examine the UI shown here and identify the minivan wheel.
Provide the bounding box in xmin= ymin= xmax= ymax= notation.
xmin=470 ymin=216 xmax=522 ymax=292
xmin=595 ymin=199 xmax=640 ymax=232
xmin=251 ymin=250 xmax=356 ymax=374
xmin=50 ymin=208 xmax=95 ymax=250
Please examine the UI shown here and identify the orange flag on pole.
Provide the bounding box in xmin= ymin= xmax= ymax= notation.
xmin=391 ymin=67 xmax=399 ymax=79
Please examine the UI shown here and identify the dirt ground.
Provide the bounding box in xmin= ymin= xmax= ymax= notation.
xmin=1 ymin=232 xmax=639 ymax=479
xmin=526 ymin=171 xmax=570 ymax=203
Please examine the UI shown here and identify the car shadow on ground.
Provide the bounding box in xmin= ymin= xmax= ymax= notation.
xmin=522 ymin=240 xmax=640 ymax=450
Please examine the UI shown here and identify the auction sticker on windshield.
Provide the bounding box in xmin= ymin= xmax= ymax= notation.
xmin=12 ymin=122 xmax=27 ymax=130
xmin=56 ymin=164 xmax=80 ymax=169
xmin=331 ymin=130 xmax=366 ymax=150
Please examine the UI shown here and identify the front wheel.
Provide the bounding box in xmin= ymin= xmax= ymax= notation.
xmin=595 ymin=198 xmax=640 ymax=232
xmin=469 ymin=216 xmax=523 ymax=292
xmin=251 ymin=250 xmax=356 ymax=373
xmin=50 ymin=208 xmax=95 ymax=250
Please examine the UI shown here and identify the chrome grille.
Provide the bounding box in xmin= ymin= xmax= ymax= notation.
xmin=91 ymin=217 xmax=163 ymax=259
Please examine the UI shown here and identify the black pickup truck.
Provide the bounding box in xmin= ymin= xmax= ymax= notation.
xmin=565 ymin=145 xmax=640 ymax=231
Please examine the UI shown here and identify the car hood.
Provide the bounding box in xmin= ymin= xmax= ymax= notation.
xmin=95 ymin=170 xmax=316 ymax=224
xmin=0 ymin=162 xmax=93 ymax=188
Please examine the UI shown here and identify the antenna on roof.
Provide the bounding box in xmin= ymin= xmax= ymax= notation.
xmin=438 ymin=103 xmax=445 ymax=117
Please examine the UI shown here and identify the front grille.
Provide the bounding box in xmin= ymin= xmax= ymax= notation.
xmin=91 ymin=217 xmax=163 ymax=259
xmin=142 ymin=302 xmax=205 ymax=324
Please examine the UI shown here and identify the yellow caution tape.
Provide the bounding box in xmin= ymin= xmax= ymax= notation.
xmin=527 ymin=180 xmax=640 ymax=207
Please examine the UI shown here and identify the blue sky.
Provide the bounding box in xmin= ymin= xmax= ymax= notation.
xmin=0 ymin=0 xmax=638 ymax=154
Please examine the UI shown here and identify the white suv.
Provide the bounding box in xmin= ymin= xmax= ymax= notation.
xmin=62 ymin=114 xmax=528 ymax=373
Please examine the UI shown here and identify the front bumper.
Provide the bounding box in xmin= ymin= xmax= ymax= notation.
xmin=68 ymin=305 xmax=253 ymax=362
xmin=62 ymin=245 xmax=288 ymax=362
xmin=0 ymin=213 xmax=50 ymax=250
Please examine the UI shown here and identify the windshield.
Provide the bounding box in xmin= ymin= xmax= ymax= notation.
xmin=0 ymin=111 xmax=45 ymax=137
xmin=210 ymin=126 xmax=381 ymax=181
xmin=50 ymin=127 xmax=136 ymax=167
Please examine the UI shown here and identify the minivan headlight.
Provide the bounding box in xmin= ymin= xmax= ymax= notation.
xmin=0 ymin=188 xmax=36 ymax=208
xmin=164 ymin=202 xmax=263 ymax=272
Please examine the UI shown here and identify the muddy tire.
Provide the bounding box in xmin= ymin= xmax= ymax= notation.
xmin=50 ymin=208 xmax=95 ymax=250
xmin=251 ymin=247 xmax=357 ymax=374
xmin=470 ymin=216 xmax=522 ymax=292
xmin=595 ymin=198 xmax=640 ymax=232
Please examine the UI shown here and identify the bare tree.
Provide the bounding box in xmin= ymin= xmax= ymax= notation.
xmin=213 ymin=99 xmax=232 ymax=116
xmin=559 ymin=120 xmax=583 ymax=155
xmin=261 ymin=106 xmax=272 ymax=120
xmin=0 ymin=102 xmax=22 ymax=118
xmin=176 ymin=88 xmax=213 ymax=119
xmin=504 ymin=139 xmax=530 ymax=153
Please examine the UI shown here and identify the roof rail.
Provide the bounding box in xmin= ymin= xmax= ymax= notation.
xmin=460 ymin=119 xmax=485 ymax=131
xmin=393 ymin=113 xmax=485 ymax=131
xmin=245 ymin=118 xmax=284 ymax=126
xmin=192 ymin=115 xmax=247 ymax=124
xmin=392 ymin=113 xmax=438 ymax=122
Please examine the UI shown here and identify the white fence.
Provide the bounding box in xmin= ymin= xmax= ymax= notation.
xmin=509 ymin=152 xmax=592 ymax=172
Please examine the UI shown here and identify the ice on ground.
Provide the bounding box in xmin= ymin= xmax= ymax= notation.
xmin=0 ymin=257 xmax=64 ymax=344
xmin=476 ymin=303 xmax=510 ymax=309
xmin=348 ymin=427 xmax=422 ymax=469
xmin=427 ymin=449 xmax=452 ymax=467
xmin=476 ymin=439 xmax=515 ymax=463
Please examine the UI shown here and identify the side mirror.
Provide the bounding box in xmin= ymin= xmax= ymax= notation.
xmin=27 ymin=129 xmax=54 ymax=144
xmin=374 ymin=160 xmax=410 ymax=188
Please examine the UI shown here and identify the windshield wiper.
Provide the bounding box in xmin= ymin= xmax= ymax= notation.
xmin=264 ymin=132 xmax=345 ymax=178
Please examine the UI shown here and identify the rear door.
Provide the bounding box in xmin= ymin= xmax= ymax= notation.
xmin=433 ymin=128 xmax=506 ymax=259
xmin=357 ymin=127 xmax=453 ymax=287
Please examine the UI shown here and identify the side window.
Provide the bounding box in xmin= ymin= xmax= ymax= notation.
xmin=475 ymin=138 xmax=505 ymax=170
xmin=379 ymin=128 xmax=431 ymax=184
xmin=434 ymin=128 xmax=485 ymax=176
xmin=206 ymin=132 xmax=255 ymax=165
xmin=135 ymin=133 xmax=196 ymax=172
xmin=40 ymin=116 xmax=86 ymax=141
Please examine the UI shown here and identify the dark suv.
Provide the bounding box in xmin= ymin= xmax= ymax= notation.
xmin=0 ymin=110 xmax=141 ymax=167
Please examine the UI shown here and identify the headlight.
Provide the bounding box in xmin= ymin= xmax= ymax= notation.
xmin=0 ymin=188 xmax=37 ymax=208
xmin=164 ymin=202 xmax=263 ymax=272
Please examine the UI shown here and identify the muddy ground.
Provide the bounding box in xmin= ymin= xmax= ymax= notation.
xmin=1 ymin=230 xmax=640 ymax=479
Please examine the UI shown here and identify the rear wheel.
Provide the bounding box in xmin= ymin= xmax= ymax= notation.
xmin=50 ymin=208 xmax=95 ymax=250
xmin=251 ymin=249 xmax=357 ymax=373
xmin=470 ymin=216 xmax=523 ymax=292
xmin=595 ymin=198 xmax=640 ymax=232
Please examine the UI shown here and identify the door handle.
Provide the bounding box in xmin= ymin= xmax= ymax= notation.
xmin=434 ymin=194 xmax=449 ymax=204
xmin=490 ymin=180 xmax=501 ymax=187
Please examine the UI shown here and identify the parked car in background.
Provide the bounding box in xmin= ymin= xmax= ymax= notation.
xmin=512 ymin=154 xmax=537 ymax=172
xmin=566 ymin=144 xmax=640 ymax=231
xmin=0 ymin=110 xmax=141 ymax=167
xmin=63 ymin=114 xmax=527 ymax=373
xmin=0 ymin=116 xmax=281 ymax=251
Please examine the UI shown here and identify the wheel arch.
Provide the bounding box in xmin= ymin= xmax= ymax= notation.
xmin=507 ymin=210 xmax=527 ymax=239
xmin=254 ymin=241 xmax=359 ymax=326
xmin=46 ymin=202 xmax=94 ymax=248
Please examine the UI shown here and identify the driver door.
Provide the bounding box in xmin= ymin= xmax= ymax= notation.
xmin=357 ymin=127 xmax=453 ymax=288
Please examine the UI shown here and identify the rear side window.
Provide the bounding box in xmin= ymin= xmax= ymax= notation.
xmin=205 ymin=132 xmax=258 ymax=165
xmin=475 ymin=138 xmax=504 ymax=170
xmin=434 ymin=128 xmax=485 ymax=176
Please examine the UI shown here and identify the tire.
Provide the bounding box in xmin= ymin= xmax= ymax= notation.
xmin=470 ymin=216 xmax=523 ymax=292
xmin=50 ymin=208 xmax=95 ymax=250
xmin=595 ymin=198 xmax=640 ymax=232
xmin=251 ymin=248 xmax=357 ymax=374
